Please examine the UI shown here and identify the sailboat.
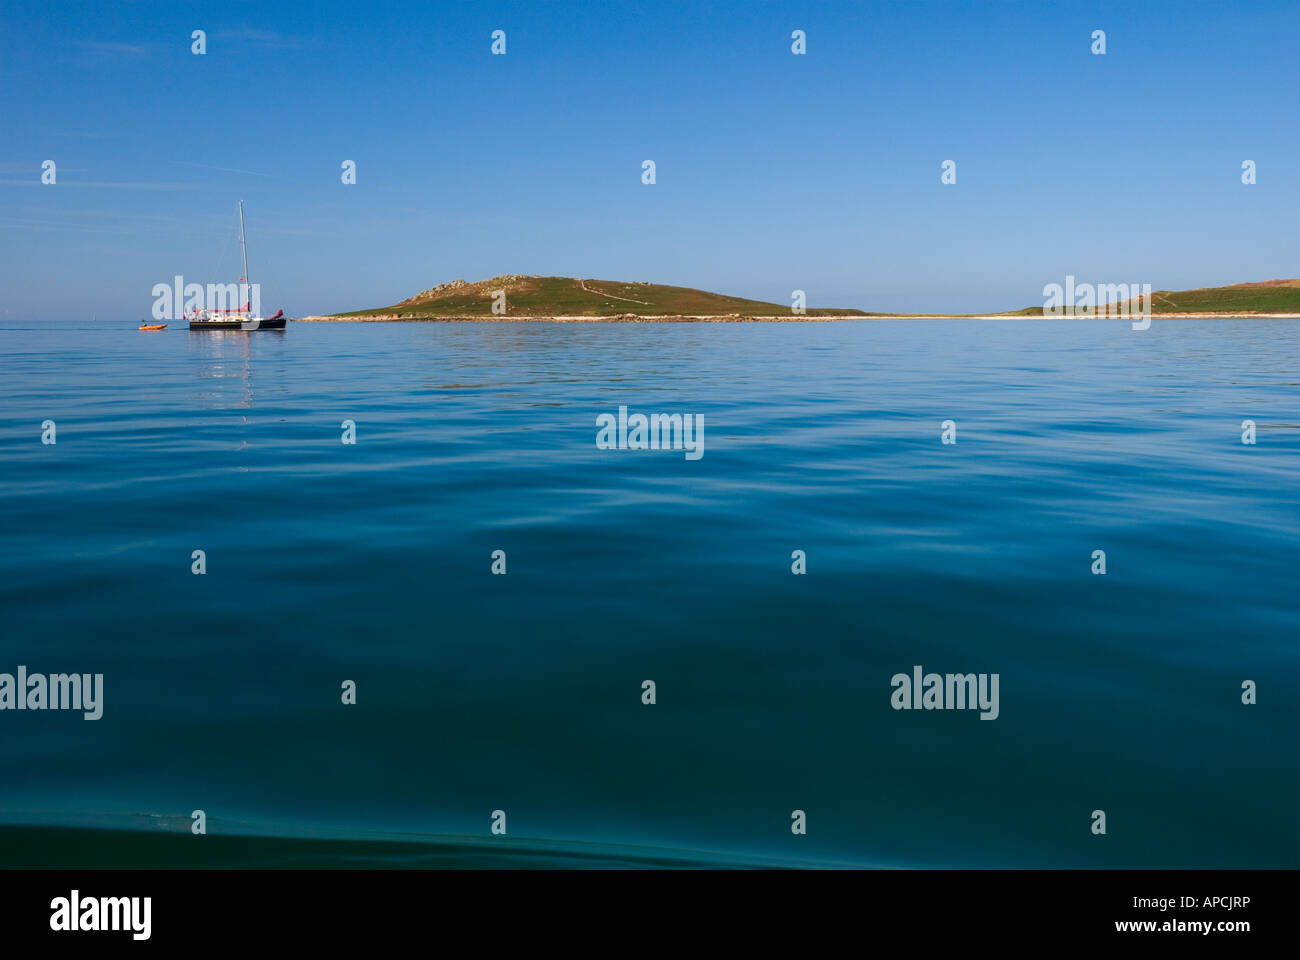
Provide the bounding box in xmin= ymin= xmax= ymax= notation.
xmin=188 ymin=201 xmax=287 ymax=331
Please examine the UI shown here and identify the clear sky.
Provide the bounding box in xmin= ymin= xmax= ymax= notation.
xmin=1 ymin=0 xmax=1297 ymax=319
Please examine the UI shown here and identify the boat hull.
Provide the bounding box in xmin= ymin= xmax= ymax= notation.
xmin=189 ymin=316 xmax=287 ymax=331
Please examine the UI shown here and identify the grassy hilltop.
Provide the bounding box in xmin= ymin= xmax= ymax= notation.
xmin=997 ymin=279 xmax=1300 ymax=316
xmin=320 ymin=276 xmax=1300 ymax=320
xmin=334 ymin=275 xmax=867 ymax=318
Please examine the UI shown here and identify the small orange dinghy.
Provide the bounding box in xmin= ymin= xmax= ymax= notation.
xmin=139 ymin=323 xmax=167 ymax=331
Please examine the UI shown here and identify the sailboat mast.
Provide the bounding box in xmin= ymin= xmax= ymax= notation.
xmin=238 ymin=201 xmax=249 ymax=313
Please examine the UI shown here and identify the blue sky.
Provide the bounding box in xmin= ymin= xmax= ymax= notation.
xmin=1 ymin=0 xmax=1297 ymax=318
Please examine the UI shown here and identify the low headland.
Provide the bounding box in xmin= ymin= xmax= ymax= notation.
xmin=296 ymin=276 xmax=1300 ymax=322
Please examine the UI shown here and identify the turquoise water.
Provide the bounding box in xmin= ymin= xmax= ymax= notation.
xmin=1 ymin=317 xmax=1297 ymax=868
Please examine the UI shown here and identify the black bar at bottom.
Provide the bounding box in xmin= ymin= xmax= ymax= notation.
xmin=0 ymin=868 xmax=1283 ymax=947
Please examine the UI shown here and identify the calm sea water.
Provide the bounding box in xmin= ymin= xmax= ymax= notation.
xmin=1 ymin=317 xmax=1297 ymax=868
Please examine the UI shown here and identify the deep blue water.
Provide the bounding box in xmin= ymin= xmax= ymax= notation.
xmin=1 ymin=317 xmax=1297 ymax=868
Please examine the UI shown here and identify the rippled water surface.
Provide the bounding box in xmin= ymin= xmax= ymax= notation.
xmin=1 ymin=317 xmax=1297 ymax=867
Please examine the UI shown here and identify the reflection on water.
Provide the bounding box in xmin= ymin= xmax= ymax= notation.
xmin=188 ymin=328 xmax=289 ymax=411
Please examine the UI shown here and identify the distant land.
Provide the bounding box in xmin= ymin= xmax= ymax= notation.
xmin=306 ymin=275 xmax=867 ymax=320
xmin=297 ymin=276 xmax=1300 ymax=322
xmin=997 ymin=278 xmax=1300 ymax=317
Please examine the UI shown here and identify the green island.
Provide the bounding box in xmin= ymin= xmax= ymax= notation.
xmin=997 ymin=279 xmax=1300 ymax=317
xmin=298 ymin=276 xmax=1300 ymax=321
